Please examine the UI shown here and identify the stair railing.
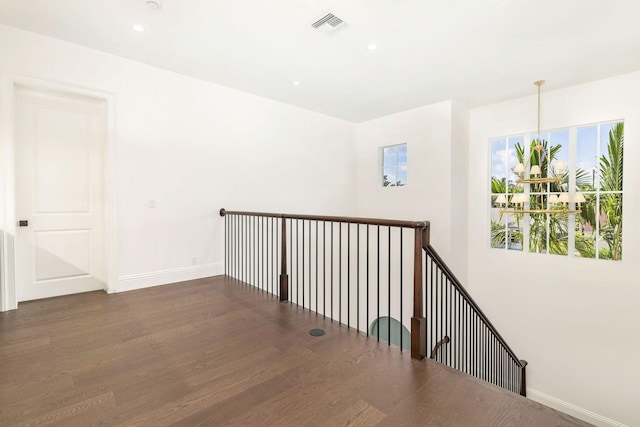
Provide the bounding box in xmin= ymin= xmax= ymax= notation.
xmin=424 ymin=244 xmax=528 ymax=395
xmin=220 ymin=208 xmax=429 ymax=359
xmin=220 ymin=208 xmax=527 ymax=396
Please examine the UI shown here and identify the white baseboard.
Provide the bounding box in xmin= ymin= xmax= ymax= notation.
xmin=527 ymin=389 xmax=628 ymax=427
xmin=117 ymin=262 xmax=224 ymax=293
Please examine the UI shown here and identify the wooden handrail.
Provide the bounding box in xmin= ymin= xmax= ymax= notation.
xmin=220 ymin=207 xmax=525 ymax=395
xmin=219 ymin=208 xmax=429 ymax=229
xmin=424 ymin=244 xmax=527 ymax=369
xmin=430 ymin=335 xmax=450 ymax=359
xmin=221 ymin=207 xmax=429 ymax=360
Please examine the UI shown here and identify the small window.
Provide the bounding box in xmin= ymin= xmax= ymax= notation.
xmin=381 ymin=144 xmax=407 ymax=187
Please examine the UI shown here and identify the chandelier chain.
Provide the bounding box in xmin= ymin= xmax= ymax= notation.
xmin=534 ymin=80 xmax=545 ymax=139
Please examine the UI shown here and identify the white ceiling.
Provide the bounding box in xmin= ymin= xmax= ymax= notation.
xmin=2 ymin=0 xmax=640 ymax=122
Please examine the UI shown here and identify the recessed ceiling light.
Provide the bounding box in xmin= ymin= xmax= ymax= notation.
xmin=368 ymin=44 xmax=377 ymax=51
xmin=132 ymin=24 xmax=145 ymax=32
xmin=293 ymin=81 xmax=301 ymax=86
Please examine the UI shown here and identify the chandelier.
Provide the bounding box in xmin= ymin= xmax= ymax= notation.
xmin=497 ymin=80 xmax=584 ymax=215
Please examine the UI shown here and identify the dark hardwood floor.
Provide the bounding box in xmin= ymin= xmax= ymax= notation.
xmin=0 ymin=276 xmax=591 ymax=426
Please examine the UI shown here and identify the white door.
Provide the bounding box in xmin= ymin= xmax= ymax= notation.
xmin=14 ymin=87 xmax=106 ymax=302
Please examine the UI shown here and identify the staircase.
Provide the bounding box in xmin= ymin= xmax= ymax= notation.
xmin=220 ymin=208 xmax=527 ymax=396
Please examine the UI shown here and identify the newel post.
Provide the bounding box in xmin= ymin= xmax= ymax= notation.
xmin=279 ymin=216 xmax=289 ymax=302
xmin=411 ymin=225 xmax=428 ymax=359
xmin=520 ymin=360 xmax=528 ymax=397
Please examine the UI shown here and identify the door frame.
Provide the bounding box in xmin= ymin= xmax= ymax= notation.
xmin=0 ymin=72 xmax=117 ymax=311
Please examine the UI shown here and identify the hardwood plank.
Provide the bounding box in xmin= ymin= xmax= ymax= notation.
xmin=0 ymin=276 xmax=593 ymax=426
xmin=318 ymin=399 xmax=386 ymax=427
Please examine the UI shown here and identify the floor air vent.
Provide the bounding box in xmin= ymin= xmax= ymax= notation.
xmin=312 ymin=13 xmax=346 ymax=34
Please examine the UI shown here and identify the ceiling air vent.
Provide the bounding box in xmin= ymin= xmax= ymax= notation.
xmin=312 ymin=13 xmax=346 ymax=34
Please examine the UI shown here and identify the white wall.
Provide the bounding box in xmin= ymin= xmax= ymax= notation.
xmin=354 ymin=100 xmax=456 ymax=265
xmin=468 ymin=72 xmax=640 ymax=426
xmin=2 ymin=21 xmax=637 ymax=427
xmin=450 ymin=101 xmax=470 ymax=283
xmin=0 ymin=24 xmax=356 ymax=291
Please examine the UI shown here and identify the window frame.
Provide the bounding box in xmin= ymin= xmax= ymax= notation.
xmin=489 ymin=120 xmax=624 ymax=261
xmin=380 ymin=143 xmax=408 ymax=187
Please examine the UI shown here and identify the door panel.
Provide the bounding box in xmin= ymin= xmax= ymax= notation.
xmin=15 ymin=88 xmax=106 ymax=302
xmin=35 ymin=108 xmax=91 ymax=213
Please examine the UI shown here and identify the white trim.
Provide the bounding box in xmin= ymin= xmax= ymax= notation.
xmin=527 ymin=388 xmax=628 ymax=427
xmin=0 ymin=72 xmax=117 ymax=310
xmin=117 ymin=263 xmax=224 ymax=293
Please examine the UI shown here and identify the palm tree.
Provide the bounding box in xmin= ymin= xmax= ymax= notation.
xmin=577 ymin=122 xmax=623 ymax=260
xmin=513 ymin=139 xmax=567 ymax=254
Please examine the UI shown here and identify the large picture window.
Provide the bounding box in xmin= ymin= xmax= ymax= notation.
xmin=490 ymin=121 xmax=623 ymax=260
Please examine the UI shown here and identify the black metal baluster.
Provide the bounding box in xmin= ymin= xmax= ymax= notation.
xmin=478 ymin=314 xmax=481 ymax=379
xmin=244 ymin=215 xmax=247 ymax=285
xmin=357 ymin=224 xmax=360 ymax=333
xmin=271 ymin=217 xmax=280 ymax=295
xmin=270 ymin=217 xmax=273 ymax=294
xmin=464 ymin=301 xmax=471 ymax=374
xmin=445 ymin=276 xmax=449 ymax=364
xmin=316 ymin=221 xmax=318 ymax=314
xmin=308 ymin=220 xmax=311 ymax=311
xmin=377 ymin=225 xmax=380 ymax=342
xmin=302 ymin=219 xmax=305 ymax=308
xmin=439 ymin=268 xmax=443 ymax=361
xmin=468 ymin=302 xmax=472 ymax=375
xmin=289 ymin=218 xmax=293 ymax=304
xmin=265 ymin=216 xmax=268 ymax=291
xmin=457 ymin=289 xmax=461 ymax=370
xmin=491 ymin=330 xmax=495 ymax=384
xmin=263 ymin=216 xmax=267 ymax=291
xmin=480 ymin=323 xmax=484 ymax=380
xmin=366 ymin=225 xmax=370 ymax=337
xmin=477 ymin=318 xmax=481 ymax=379
xmin=274 ymin=216 xmax=277 ymax=294
xmin=339 ymin=222 xmax=342 ymax=325
xmin=324 ymin=221 xmax=328 ymax=317
xmin=331 ymin=222 xmax=334 ymax=322
xmin=452 ymin=287 xmax=456 ymax=369
xmin=501 ymin=340 xmax=504 ymax=388
xmin=425 ymin=252 xmax=429 ymax=354
xmin=495 ymin=341 xmax=499 ymax=387
xmin=491 ymin=330 xmax=495 ymax=383
xmin=257 ymin=216 xmax=260 ymax=289
xmin=248 ymin=215 xmax=251 ymax=284
xmin=347 ymin=222 xmax=350 ymax=328
xmin=430 ymin=256 xmax=434 ymax=358
xmin=473 ymin=312 xmax=477 ymax=377
xmin=253 ymin=215 xmax=255 ymax=287
xmin=480 ymin=326 xmax=490 ymax=381
xmin=250 ymin=216 xmax=260 ymax=288
xmin=400 ymin=228 xmax=403 ymax=351
xmin=387 ymin=226 xmax=391 ymax=346
xmin=449 ymin=278 xmax=452 ymax=365
xmin=253 ymin=216 xmax=256 ymax=287
xmin=484 ymin=325 xmax=488 ymax=381
xmin=499 ymin=343 xmax=503 ymax=389
xmin=297 ymin=219 xmax=300 ymax=306
xmin=240 ymin=216 xmax=247 ymax=282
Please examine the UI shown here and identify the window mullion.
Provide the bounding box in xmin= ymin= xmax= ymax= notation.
xmin=595 ymin=125 xmax=601 ymax=259
xmin=522 ymin=133 xmax=531 ymax=253
xmin=568 ymin=127 xmax=577 ymax=258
